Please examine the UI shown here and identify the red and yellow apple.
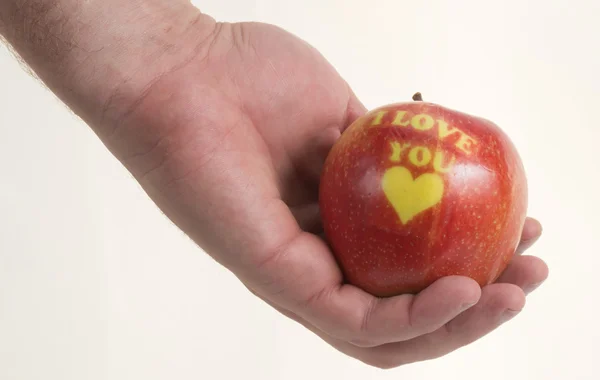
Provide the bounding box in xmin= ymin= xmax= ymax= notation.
xmin=319 ymin=95 xmax=527 ymax=297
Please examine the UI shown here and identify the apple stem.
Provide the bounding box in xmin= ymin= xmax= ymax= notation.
xmin=412 ymin=92 xmax=423 ymax=101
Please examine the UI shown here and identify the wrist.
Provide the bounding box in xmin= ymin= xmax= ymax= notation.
xmin=0 ymin=0 xmax=216 ymax=133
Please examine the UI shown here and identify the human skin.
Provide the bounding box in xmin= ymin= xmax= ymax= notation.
xmin=0 ymin=0 xmax=548 ymax=369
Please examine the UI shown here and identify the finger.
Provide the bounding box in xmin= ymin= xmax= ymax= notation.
xmin=356 ymin=283 xmax=525 ymax=368
xmin=250 ymin=232 xmax=481 ymax=347
xmin=250 ymin=277 xmax=479 ymax=347
xmin=516 ymin=217 xmax=543 ymax=255
xmin=313 ymin=276 xmax=481 ymax=348
xmin=496 ymin=255 xmax=549 ymax=294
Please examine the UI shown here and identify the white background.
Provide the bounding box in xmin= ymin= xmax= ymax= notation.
xmin=1 ymin=0 xmax=598 ymax=379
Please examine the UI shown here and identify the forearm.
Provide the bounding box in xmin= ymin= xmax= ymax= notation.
xmin=0 ymin=0 xmax=215 ymax=134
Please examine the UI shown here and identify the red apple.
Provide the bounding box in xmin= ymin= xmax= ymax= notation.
xmin=319 ymin=94 xmax=527 ymax=297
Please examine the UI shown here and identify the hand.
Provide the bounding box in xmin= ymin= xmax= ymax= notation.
xmin=106 ymin=19 xmax=548 ymax=368
xmin=2 ymin=3 xmax=548 ymax=367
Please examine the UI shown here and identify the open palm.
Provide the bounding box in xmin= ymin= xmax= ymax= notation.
xmin=106 ymin=21 xmax=548 ymax=368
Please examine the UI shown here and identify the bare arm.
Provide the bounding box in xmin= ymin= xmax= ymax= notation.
xmin=0 ymin=0 xmax=214 ymax=135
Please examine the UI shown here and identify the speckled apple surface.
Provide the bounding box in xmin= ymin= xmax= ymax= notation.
xmin=319 ymin=100 xmax=527 ymax=297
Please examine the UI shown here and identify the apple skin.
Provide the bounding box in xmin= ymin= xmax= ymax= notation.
xmin=319 ymin=100 xmax=527 ymax=297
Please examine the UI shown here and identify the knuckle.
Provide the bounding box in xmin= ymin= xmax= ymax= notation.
xmin=347 ymin=297 xmax=379 ymax=347
xmin=253 ymin=231 xmax=299 ymax=274
xmin=360 ymin=297 xmax=377 ymax=333
xmin=251 ymin=231 xmax=311 ymax=300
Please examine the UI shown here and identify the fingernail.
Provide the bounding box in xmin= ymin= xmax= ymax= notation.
xmin=516 ymin=238 xmax=538 ymax=254
xmin=501 ymin=309 xmax=521 ymax=323
xmin=524 ymin=281 xmax=545 ymax=295
xmin=460 ymin=301 xmax=478 ymax=311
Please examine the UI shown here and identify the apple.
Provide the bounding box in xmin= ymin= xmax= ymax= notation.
xmin=319 ymin=94 xmax=527 ymax=297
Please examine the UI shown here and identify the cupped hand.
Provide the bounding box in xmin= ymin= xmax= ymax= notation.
xmin=106 ymin=17 xmax=548 ymax=368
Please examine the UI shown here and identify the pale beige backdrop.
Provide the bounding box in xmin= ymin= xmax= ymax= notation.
xmin=1 ymin=0 xmax=598 ymax=379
